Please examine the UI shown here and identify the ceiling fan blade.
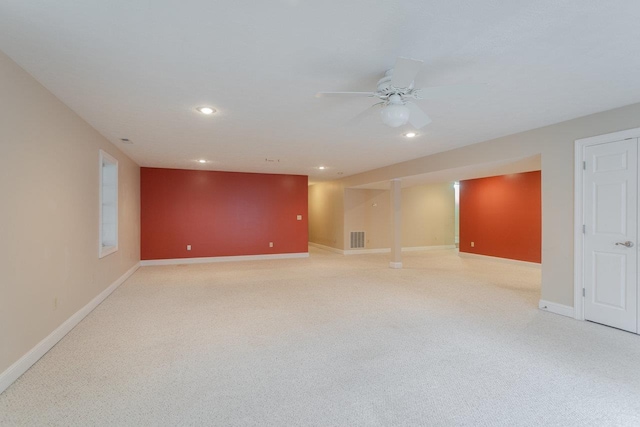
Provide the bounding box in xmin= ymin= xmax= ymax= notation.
xmin=415 ymin=83 xmax=485 ymax=100
xmin=316 ymin=91 xmax=377 ymax=98
xmin=391 ymin=57 xmax=423 ymax=88
xmin=346 ymin=102 xmax=384 ymax=126
xmin=406 ymin=102 xmax=432 ymax=129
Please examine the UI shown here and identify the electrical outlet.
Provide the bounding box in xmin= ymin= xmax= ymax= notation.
xmin=269 ymin=242 xmax=273 ymax=247
xmin=471 ymin=242 xmax=475 ymax=247
xmin=187 ymin=245 xmax=191 ymax=251
xmin=297 ymin=215 xmax=302 ymax=220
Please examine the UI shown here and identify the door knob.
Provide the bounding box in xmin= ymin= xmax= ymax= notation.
xmin=615 ymin=241 xmax=634 ymax=247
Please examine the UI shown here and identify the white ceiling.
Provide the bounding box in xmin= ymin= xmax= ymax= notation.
xmin=1 ymin=1 xmax=640 ymax=183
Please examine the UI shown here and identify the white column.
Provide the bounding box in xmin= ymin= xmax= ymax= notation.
xmin=389 ymin=178 xmax=402 ymax=269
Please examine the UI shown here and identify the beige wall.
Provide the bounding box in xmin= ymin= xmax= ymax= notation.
xmin=308 ymin=180 xmax=344 ymax=249
xmin=344 ymin=189 xmax=390 ymax=249
xmin=338 ymin=183 xmax=455 ymax=250
xmin=402 ymin=183 xmax=455 ymax=248
xmin=308 ymin=102 xmax=640 ymax=307
xmin=0 ymin=51 xmax=140 ymax=375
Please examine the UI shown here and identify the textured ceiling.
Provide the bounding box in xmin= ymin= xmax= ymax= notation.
xmin=1 ymin=1 xmax=640 ymax=183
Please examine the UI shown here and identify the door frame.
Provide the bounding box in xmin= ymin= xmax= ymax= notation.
xmin=574 ymin=127 xmax=640 ymax=322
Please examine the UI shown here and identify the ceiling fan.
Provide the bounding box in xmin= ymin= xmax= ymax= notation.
xmin=316 ymin=57 xmax=445 ymax=129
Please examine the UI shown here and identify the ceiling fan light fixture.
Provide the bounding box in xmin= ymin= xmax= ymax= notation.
xmin=380 ymin=103 xmax=410 ymax=128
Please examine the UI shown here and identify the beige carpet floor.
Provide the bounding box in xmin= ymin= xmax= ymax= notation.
xmin=1 ymin=248 xmax=640 ymax=426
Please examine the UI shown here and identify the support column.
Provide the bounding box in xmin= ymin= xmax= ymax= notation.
xmin=389 ymin=178 xmax=402 ymax=269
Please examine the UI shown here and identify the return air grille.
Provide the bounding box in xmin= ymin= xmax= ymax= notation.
xmin=350 ymin=231 xmax=365 ymax=249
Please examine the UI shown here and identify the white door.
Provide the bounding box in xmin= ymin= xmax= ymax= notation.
xmin=583 ymin=138 xmax=638 ymax=333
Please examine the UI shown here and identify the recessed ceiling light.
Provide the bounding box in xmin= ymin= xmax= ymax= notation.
xmin=196 ymin=106 xmax=216 ymax=115
xmin=404 ymin=132 xmax=417 ymax=138
xmin=318 ymin=166 xmax=326 ymax=170
xmin=197 ymin=159 xmax=207 ymax=163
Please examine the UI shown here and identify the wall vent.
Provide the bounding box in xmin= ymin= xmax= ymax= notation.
xmin=350 ymin=231 xmax=365 ymax=249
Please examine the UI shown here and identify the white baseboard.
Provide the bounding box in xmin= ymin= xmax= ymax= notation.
xmin=308 ymin=242 xmax=344 ymax=254
xmin=538 ymin=299 xmax=575 ymax=318
xmin=402 ymin=245 xmax=456 ymax=252
xmin=308 ymin=243 xmax=457 ymax=256
xmin=344 ymin=248 xmax=390 ymax=255
xmin=458 ymin=251 xmax=541 ymax=269
xmin=0 ymin=262 xmax=140 ymax=395
xmin=140 ymin=252 xmax=309 ymax=266
xmin=345 ymin=245 xmax=457 ymax=255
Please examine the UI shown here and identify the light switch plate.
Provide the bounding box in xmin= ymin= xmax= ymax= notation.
xmin=297 ymin=215 xmax=302 ymax=220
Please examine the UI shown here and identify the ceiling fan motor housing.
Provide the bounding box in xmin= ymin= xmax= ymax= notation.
xmin=377 ymin=73 xmax=393 ymax=92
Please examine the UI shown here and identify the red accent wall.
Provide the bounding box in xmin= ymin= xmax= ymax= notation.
xmin=459 ymin=171 xmax=541 ymax=263
xmin=141 ymin=168 xmax=308 ymax=260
